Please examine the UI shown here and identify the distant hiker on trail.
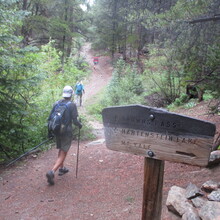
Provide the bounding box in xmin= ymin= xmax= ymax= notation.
xmin=74 ymin=81 xmax=85 ymax=106
xmin=93 ymin=57 xmax=99 ymax=70
xmin=93 ymin=57 xmax=99 ymax=65
xmin=46 ymin=85 xmax=82 ymax=185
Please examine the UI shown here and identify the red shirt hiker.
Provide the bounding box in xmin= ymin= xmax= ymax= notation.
xmin=93 ymin=57 xmax=99 ymax=65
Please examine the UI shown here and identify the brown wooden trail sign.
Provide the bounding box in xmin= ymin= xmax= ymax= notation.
xmin=102 ymin=104 xmax=216 ymax=166
xmin=102 ymin=105 xmax=216 ymax=220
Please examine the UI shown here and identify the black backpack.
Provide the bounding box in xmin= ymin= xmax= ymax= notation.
xmin=48 ymin=101 xmax=71 ymax=136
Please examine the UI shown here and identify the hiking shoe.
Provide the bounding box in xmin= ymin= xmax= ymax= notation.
xmin=46 ymin=171 xmax=55 ymax=185
xmin=58 ymin=167 xmax=69 ymax=176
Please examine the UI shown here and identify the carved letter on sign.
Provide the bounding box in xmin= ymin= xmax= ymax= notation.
xmin=102 ymin=105 xmax=216 ymax=166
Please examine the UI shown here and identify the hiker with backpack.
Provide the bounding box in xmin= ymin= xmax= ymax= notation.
xmin=74 ymin=81 xmax=85 ymax=106
xmin=46 ymin=85 xmax=82 ymax=185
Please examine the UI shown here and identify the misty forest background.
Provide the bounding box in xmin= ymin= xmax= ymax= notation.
xmin=0 ymin=0 xmax=219 ymax=163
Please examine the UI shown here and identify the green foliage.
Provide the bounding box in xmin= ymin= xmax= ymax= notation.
xmin=0 ymin=44 xmax=47 ymax=159
xmin=167 ymin=97 xmax=197 ymax=111
xmin=37 ymin=40 xmax=89 ymax=104
xmin=64 ymin=57 xmax=89 ymax=80
xmin=87 ymin=102 xmax=103 ymax=121
xmin=103 ymin=59 xmax=145 ymax=106
xmin=87 ymin=90 xmax=106 ymax=121
xmin=17 ymin=0 xmax=90 ymax=64
xmin=173 ymin=94 xmax=188 ymax=107
xmin=148 ymin=0 xmax=209 ymax=28
xmin=90 ymin=0 xmax=131 ymax=55
xmin=0 ymin=0 xmax=45 ymax=161
xmin=39 ymin=40 xmax=62 ymax=74
xmin=150 ymin=0 xmax=220 ymax=100
xmin=143 ymin=47 xmax=184 ymax=105
xmin=184 ymin=100 xmax=197 ymax=109
xmin=72 ymin=115 xmax=96 ymax=141
xmin=203 ymin=91 xmax=214 ymax=101
xmin=204 ymin=44 xmax=220 ymax=98
xmin=50 ymin=18 xmax=71 ymax=37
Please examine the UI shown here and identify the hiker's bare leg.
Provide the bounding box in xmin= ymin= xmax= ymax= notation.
xmin=77 ymin=95 xmax=80 ymax=106
xmin=58 ymin=150 xmax=64 ymax=168
xmin=80 ymin=94 xmax=82 ymax=106
xmin=52 ymin=150 xmax=68 ymax=172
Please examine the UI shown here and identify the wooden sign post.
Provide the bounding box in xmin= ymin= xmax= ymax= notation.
xmin=102 ymin=105 xmax=216 ymax=220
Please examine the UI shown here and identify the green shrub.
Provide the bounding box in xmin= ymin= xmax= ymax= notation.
xmin=103 ymin=59 xmax=145 ymax=107
xmin=179 ymin=94 xmax=188 ymax=103
xmin=184 ymin=100 xmax=197 ymax=109
xmin=203 ymin=90 xmax=214 ymax=101
xmin=173 ymin=93 xmax=188 ymax=106
xmin=87 ymin=102 xmax=104 ymax=121
xmin=143 ymin=46 xmax=184 ymax=105
xmin=73 ymin=115 xmax=96 ymax=141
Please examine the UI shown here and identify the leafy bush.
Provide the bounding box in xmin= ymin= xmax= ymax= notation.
xmin=103 ymin=59 xmax=145 ymax=107
xmin=184 ymin=100 xmax=197 ymax=109
xmin=86 ymin=87 xmax=109 ymax=122
xmin=87 ymin=102 xmax=104 ymax=121
xmin=143 ymin=46 xmax=184 ymax=105
xmin=173 ymin=94 xmax=188 ymax=107
xmin=203 ymin=90 xmax=214 ymax=101
xmin=0 ymin=3 xmax=47 ymax=160
xmin=72 ymin=115 xmax=96 ymax=141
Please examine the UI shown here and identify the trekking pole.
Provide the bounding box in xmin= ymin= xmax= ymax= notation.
xmin=6 ymin=137 xmax=53 ymax=167
xmin=75 ymin=127 xmax=80 ymax=178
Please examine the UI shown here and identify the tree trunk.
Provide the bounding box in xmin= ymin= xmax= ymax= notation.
xmin=111 ymin=0 xmax=118 ymax=59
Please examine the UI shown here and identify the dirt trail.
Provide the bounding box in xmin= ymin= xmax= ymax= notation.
xmin=1 ymin=44 xmax=220 ymax=220
xmin=81 ymin=43 xmax=112 ymax=104
xmin=79 ymin=43 xmax=113 ymax=130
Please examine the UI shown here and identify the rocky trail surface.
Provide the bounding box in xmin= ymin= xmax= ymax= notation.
xmin=0 ymin=44 xmax=220 ymax=220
